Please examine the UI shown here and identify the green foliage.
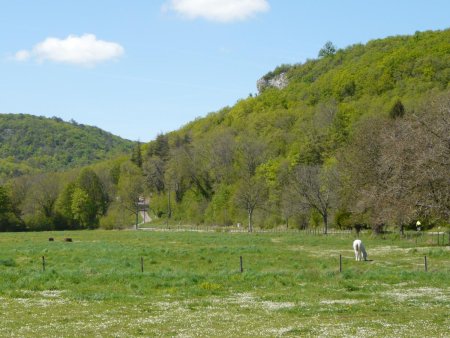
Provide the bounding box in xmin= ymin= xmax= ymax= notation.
xmin=204 ymin=184 xmax=234 ymax=226
xmin=260 ymin=64 xmax=293 ymax=81
xmin=318 ymin=41 xmax=337 ymax=58
xmin=71 ymin=188 xmax=91 ymax=228
xmin=3 ymin=29 xmax=450 ymax=231
xmin=0 ymin=185 xmax=24 ymax=231
xmin=130 ymin=141 xmax=143 ymax=167
xmin=0 ymin=114 xmax=134 ymax=180
xmin=147 ymin=29 xmax=449 ymax=229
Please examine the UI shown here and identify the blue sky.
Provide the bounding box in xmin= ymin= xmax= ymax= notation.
xmin=1 ymin=0 xmax=449 ymax=141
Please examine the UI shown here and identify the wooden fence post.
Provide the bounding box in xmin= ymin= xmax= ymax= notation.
xmin=339 ymin=254 xmax=342 ymax=273
xmin=240 ymin=256 xmax=243 ymax=273
xmin=141 ymin=257 xmax=144 ymax=273
xmin=424 ymin=255 xmax=428 ymax=272
xmin=42 ymin=256 xmax=45 ymax=272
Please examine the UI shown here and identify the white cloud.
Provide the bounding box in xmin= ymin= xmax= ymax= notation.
xmin=14 ymin=34 xmax=124 ymax=66
xmin=164 ymin=0 xmax=270 ymax=22
xmin=14 ymin=50 xmax=31 ymax=61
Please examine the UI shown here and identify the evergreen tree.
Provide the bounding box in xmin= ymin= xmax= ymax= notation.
xmin=389 ymin=99 xmax=405 ymax=119
xmin=318 ymin=41 xmax=336 ymax=58
xmin=131 ymin=141 xmax=143 ymax=167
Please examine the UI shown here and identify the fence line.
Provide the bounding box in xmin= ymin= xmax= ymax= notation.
xmin=137 ymin=226 xmax=450 ymax=247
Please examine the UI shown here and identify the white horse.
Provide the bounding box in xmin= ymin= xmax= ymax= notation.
xmin=353 ymin=239 xmax=368 ymax=261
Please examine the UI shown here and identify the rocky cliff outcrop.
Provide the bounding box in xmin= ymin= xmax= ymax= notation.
xmin=256 ymin=72 xmax=289 ymax=93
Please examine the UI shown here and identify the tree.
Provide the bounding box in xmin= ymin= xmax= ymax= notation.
xmin=389 ymin=99 xmax=405 ymax=119
xmin=165 ymin=142 xmax=213 ymax=202
xmin=337 ymin=115 xmax=390 ymax=230
xmin=56 ymin=182 xmax=77 ymax=228
xmin=318 ymin=41 xmax=336 ymax=58
xmin=55 ymin=168 xmax=108 ymax=229
xmin=0 ymin=186 xmax=12 ymax=215
xmin=143 ymin=156 xmax=166 ymax=193
xmin=18 ymin=173 xmax=61 ymax=230
xmin=208 ymin=129 xmax=236 ymax=184
xmin=338 ymin=93 xmax=450 ymax=231
xmin=288 ymin=164 xmax=337 ymax=234
xmin=24 ymin=173 xmax=60 ymax=219
xmin=77 ymin=168 xmax=109 ymax=220
xmin=379 ymin=94 xmax=450 ymax=225
xmin=131 ymin=141 xmax=143 ymax=167
xmin=147 ymin=133 xmax=170 ymax=160
xmin=411 ymin=93 xmax=450 ymax=221
xmin=70 ymin=188 xmax=91 ymax=228
xmin=117 ymin=161 xmax=145 ymax=228
xmin=234 ymin=176 xmax=268 ymax=232
xmin=0 ymin=185 xmax=23 ymax=231
xmin=237 ymin=134 xmax=267 ymax=177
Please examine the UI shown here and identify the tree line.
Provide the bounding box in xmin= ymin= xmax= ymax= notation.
xmin=1 ymin=92 xmax=447 ymax=233
xmin=1 ymin=29 xmax=449 ymax=232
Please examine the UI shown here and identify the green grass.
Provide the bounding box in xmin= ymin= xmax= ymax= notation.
xmin=0 ymin=230 xmax=449 ymax=337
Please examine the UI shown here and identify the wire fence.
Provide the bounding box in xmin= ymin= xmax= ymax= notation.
xmin=137 ymin=225 xmax=450 ymax=246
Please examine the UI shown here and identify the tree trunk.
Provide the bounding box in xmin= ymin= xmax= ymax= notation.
xmin=323 ymin=212 xmax=328 ymax=235
xmin=248 ymin=210 xmax=253 ymax=233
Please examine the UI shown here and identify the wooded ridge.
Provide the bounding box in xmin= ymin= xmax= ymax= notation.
xmin=1 ymin=29 xmax=449 ymax=232
xmin=0 ymin=114 xmax=135 ymax=180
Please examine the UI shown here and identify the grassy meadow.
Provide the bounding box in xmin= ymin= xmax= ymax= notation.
xmin=0 ymin=229 xmax=449 ymax=337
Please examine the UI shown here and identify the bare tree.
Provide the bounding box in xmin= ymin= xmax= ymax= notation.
xmin=237 ymin=134 xmax=267 ymax=177
xmin=338 ymin=92 xmax=450 ymax=230
xmin=143 ymin=156 xmax=166 ymax=193
xmin=289 ymin=165 xmax=337 ymax=234
xmin=208 ymin=129 xmax=236 ymax=183
xmin=23 ymin=173 xmax=61 ymax=218
xmin=234 ymin=176 xmax=268 ymax=232
xmin=337 ymin=115 xmax=390 ymax=229
xmin=117 ymin=162 xmax=144 ymax=228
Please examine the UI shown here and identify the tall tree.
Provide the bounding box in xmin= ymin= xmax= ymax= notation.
xmin=288 ymin=164 xmax=337 ymax=234
xmin=0 ymin=185 xmax=23 ymax=231
xmin=237 ymin=134 xmax=267 ymax=177
xmin=143 ymin=156 xmax=166 ymax=193
xmin=70 ymin=188 xmax=92 ymax=228
xmin=208 ymin=129 xmax=236 ymax=184
xmin=131 ymin=141 xmax=143 ymax=168
xmin=234 ymin=176 xmax=268 ymax=232
xmin=77 ymin=168 xmax=109 ymax=215
xmin=116 ymin=161 xmax=145 ymax=228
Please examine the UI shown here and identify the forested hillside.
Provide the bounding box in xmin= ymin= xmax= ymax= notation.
xmin=0 ymin=114 xmax=135 ymax=180
xmin=1 ymin=29 xmax=449 ymax=232
xmin=142 ymin=29 xmax=449 ymax=231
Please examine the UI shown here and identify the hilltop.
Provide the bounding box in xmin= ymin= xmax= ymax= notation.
xmin=0 ymin=114 xmax=135 ymax=180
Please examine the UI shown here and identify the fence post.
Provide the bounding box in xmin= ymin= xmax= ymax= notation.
xmin=240 ymin=256 xmax=243 ymax=273
xmin=42 ymin=256 xmax=45 ymax=272
xmin=424 ymin=255 xmax=428 ymax=272
xmin=141 ymin=257 xmax=144 ymax=273
xmin=339 ymin=254 xmax=342 ymax=273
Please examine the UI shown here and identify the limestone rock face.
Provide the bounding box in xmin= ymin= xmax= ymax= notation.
xmin=256 ymin=72 xmax=289 ymax=93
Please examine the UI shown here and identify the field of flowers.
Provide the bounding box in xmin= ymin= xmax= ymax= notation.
xmin=0 ymin=230 xmax=449 ymax=337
